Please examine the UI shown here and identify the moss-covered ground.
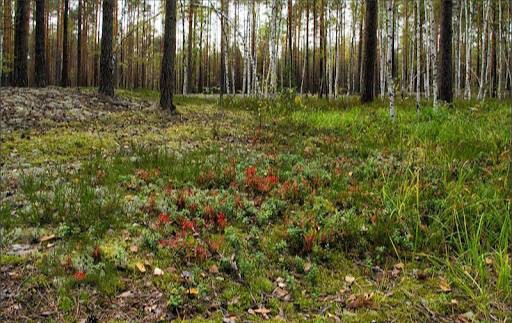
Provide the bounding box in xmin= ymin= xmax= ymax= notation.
xmin=1 ymin=88 xmax=510 ymax=321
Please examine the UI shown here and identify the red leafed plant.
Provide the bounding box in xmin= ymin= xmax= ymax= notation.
xmin=181 ymin=218 xmax=196 ymax=232
xmin=159 ymin=213 xmax=170 ymax=224
xmin=216 ymin=212 xmax=227 ymax=229
xmin=304 ymin=232 xmax=316 ymax=253
xmin=74 ymin=271 xmax=87 ymax=282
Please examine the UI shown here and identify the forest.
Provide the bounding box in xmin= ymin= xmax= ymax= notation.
xmin=0 ymin=0 xmax=511 ymax=321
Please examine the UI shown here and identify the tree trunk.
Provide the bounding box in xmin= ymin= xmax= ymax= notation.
xmin=61 ymin=0 xmax=69 ymax=87
xmin=99 ymin=0 xmax=114 ymax=96
xmin=386 ymin=0 xmax=395 ymax=119
xmin=464 ymin=0 xmax=472 ymax=99
xmin=478 ymin=0 xmax=490 ymax=99
xmin=427 ymin=0 xmax=438 ymax=107
xmin=361 ymin=0 xmax=377 ymax=103
xmin=319 ymin=0 xmax=326 ymax=97
xmin=220 ymin=0 xmax=226 ymax=97
xmin=35 ymin=0 xmax=46 ymax=87
xmin=160 ymin=0 xmax=177 ymax=111
xmin=77 ymin=0 xmax=82 ymax=87
xmin=2 ymin=0 xmax=13 ymax=86
xmin=13 ymin=0 xmax=29 ymax=87
xmin=438 ymin=0 xmax=453 ymax=103
xmin=415 ymin=0 xmax=421 ymax=111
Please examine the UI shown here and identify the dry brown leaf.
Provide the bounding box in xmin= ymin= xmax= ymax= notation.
xmin=209 ymin=264 xmax=219 ymax=274
xmin=130 ymin=245 xmax=139 ymax=253
xmin=439 ymin=278 xmax=452 ymax=292
xmin=253 ymin=307 xmax=271 ymax=315
xmin=153 ymin=267 xmax=164 ymax=276
xmin=347 ymin=293 xmax=374 ymax=310
xmin=39 ymin=234 xmax=56 ymax=242
xmin=135 ymin=262 xmax=146 ymax=273
xmin=187 ymin=288 xmax=199 ymax=296
xmin=345 ymin=275 xmax=356 ymax=284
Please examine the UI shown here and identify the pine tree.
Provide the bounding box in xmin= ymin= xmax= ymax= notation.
xmin=35 ymin=0 xmax=47 ymax=87
xmin=13 ymin=0 xmax=29 ymax=87
xmin=61 ymin=0 xmax=70 ymax=87
xmin=361 ymin=0 xmax=378 ymax=103
xmin=438 ymin=0 xmax=453 ymax=103
xmin=99 ymin=0 xmax=114 ymax=96
xmin=160 ymin=0 xmax=177 ymax=111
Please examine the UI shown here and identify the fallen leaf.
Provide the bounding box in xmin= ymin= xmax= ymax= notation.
xmin=253 ymin=307 xmax=271 ymax=315
xmin=135 ymin=262 xmax=146 ymax=273
xmin=187 ymin=288 xmax=199 ymax=296
xmin=439 ymin=278 xmax=452 ymax=292
xmin=347 ymin=293 xmax=374 ymax=310
xmin=153 ymin=267 xmax=164 ymax=276
xmin=129 ymin=245 xmax=139 ymax=253
xmin=274 ymin=287 xmax=288 ymax=299
xmin=209 ymin=264 xmax=219 ymax=274
xmin=484 ymin=257 xmax=493 ymax=265
xmin=345 ymin=275 xmax=356 ymax=285
xmin=118 ymin=291 xmax=133 ymax=298
xmin=39 ymin=234 xmax=56 ymax=243
xmin=450 ymin=299 xmax=458 ymax=305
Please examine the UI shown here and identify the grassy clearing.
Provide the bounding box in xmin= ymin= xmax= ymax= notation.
xmin=1 ymin=91 xmax=510 ymax=321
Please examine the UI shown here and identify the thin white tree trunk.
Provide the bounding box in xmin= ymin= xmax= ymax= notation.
xmin=416 ymin=0 xmax=421 ymax=112
xmin=424 ymin=1 xmax=430 ymax=98
xmin=269 ymin=0 xmax=280 ymax=97
xmin=380 ymin=11 xmax=386 ymax=98
xmin=498 ymin=0 xmax=503 ymax=99
xmin=427 ymin=0 xmax=438 ymax=107
xmin=464 ymin=0 xmax=471 ymax=99
xmin=387 ymin=0 xmax=396 ymax=120
xmin=478 ymin=0 xmax=490 ymax=100
xmin=334 ymin=3 xmax=341 ymax=98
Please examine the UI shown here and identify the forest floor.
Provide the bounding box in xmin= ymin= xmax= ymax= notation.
xmin=0 ymin=87 xmax=511 ymax=322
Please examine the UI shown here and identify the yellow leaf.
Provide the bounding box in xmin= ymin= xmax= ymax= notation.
xmin=135 ymin=262 xmax=146 ymax=273
xmin=439 ymin=278 xmax=452 ymax=292
xmin=345 ymin=275 xmax=356 ymax=284
xmin=187 ymin=288 xmax=199 ymax=296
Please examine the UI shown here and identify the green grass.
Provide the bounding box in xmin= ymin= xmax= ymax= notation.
xmin=1 ymin=92 xmax=511 ymax=321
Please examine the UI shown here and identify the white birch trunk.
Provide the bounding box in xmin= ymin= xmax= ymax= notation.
xmin=268 ymin=0 xmax=280 ymax=97
xmin=387 ymin=0 xmax=396 ymax=120
xmin=416 ymin=0 xmax=421 ymax=112
xmin=424 ymin=1 xmax=430 ymax=98
xmin=334 ymin=4 xmax=341 ymax=98
xmin=464 ymin=0 xmax=472 ymax=99
xmin=498 ymin=0 xmax=503 ymax=99
xmin=478 ymin=0 xmax=490 ymax=100
xmin=427 ymin=0 xmax=438 ymax=107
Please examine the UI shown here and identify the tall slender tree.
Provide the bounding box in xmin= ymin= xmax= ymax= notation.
xmin=160 ymin=0 xmax=177 ymax=111
xmin=13 ymin=0 xmax=29 ymax=87
xmin=361 ymin=0 xmax=378 ymax=103
xmin=2 ymin=0 xmax=13 ymax=86
xmin=35 ymin=0 xmax=47 ymax=87
xmin=77 ymin=0 xmax=82 ymax=87
xmin=99 ymin=0 xmax=114 ymax=96
xmin=438 ymin=0 xmax=453 ymax=103
xmin=386 ymin=0 xmax=395 ymax=119
xmin=61 ymin=0 xmax=70 ymax=87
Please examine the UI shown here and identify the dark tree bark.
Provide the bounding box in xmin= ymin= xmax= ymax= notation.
xmin=438 ymin=0 xmax=453 ymax=103
xmin=2 ymin=0 xmax=14 ymax=86
xmin=160 ymin=0 xmax=177 ymax=111
xmin=61 ymin=0 xmax=69 ymax=87
xmin=13 ymin=0 xmax=29 ymax=87
xmin=35 ymin=0 xmax=46 ymax=87
xmin=361 ymin=0 xmax=378 ymax=103
xmin=77 ymin=0 xmax=82 ymax=87
xmin=99 ymin=0 xmax=114 ymax=96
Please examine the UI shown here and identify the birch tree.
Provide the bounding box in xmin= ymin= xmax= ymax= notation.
xmin=478 ymin=0 xmax=490 ymax=100
xmin=464 ymin=0 xmax=472 ymax=99
xmin=427 ymin=0 xmax=438 ymax=107
xmin=386 ymin=0 xmax=395 ymax=120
